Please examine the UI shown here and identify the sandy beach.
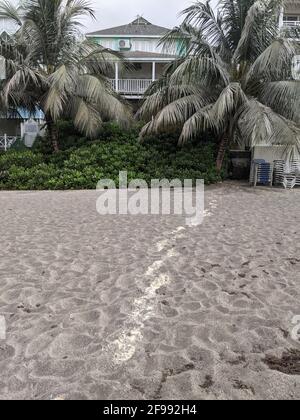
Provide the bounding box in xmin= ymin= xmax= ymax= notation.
xmin=0 ymin=183 xmax=299 ymax=400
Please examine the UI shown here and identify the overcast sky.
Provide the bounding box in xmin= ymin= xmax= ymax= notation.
xmin=83 ymin=0 xmax=194 ymax=33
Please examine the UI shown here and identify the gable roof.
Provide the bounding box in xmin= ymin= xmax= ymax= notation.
xmin=86 ymin=16 xmax=170 ymax=37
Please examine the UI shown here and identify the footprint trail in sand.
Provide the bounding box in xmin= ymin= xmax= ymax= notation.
xmin=108 ymin=200 xmax=217 ymax=365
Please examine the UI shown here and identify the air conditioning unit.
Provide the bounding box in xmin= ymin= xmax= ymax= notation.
xmin=118 ymin=39 xmax=131 ymax=50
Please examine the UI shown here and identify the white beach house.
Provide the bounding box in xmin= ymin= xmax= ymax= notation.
xmin=86 ymin=16 xmax=180 ymax=101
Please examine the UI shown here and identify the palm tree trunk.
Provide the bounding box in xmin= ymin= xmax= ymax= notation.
xmin=216 ymin=134 xmax=229 ymax=171
xmin=46 ymin=115 xmax=59 ymax=152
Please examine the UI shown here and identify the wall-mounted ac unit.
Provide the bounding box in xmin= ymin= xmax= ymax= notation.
xmin=118 ymin=39 xmax=131 ymax=50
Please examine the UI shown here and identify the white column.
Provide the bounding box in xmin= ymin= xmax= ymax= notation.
xmin=115 ymin=62 xmax=119 ymax=92
xmin=152 ymin=61 xmax=156 ymax=82
xmin=0 ymin=57 xmax=6 ymax=80
xmin=279 ymin=6 xmax=284 ymax=28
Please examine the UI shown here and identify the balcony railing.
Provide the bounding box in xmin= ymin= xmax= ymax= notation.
xmin=109 ymin=79 xmax=153 ymax=95
xmin=283 ymin=21 xmax=300 ymax=27
xmin=0 ymin=135 xmax=17 ymax=151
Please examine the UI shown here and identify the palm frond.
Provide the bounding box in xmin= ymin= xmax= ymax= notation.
xmin=0 ymin=0 xmax=22 ymax=25
xmin=159 ymin=25 xmax=190 ymax=57
xmin=220 ymin=0 xmax=256 ymax=51
xmin=138 ymin=83 xmax=211 ymax=121
xmin=178 ymin=82 xmax=247 ymax=144
xmin=77 ymin=74 xmax=131 ymax=126
xmin=170 ymin=55 xmax=230 ymax=87
xmin=144 ymin=93 xmax=215 ymax=133
xmin=44 ymin=64 xmax=76 ymax=120
xmin=281 ymin=25 xmax=300 ymax=40
xmin=260 ymin=80 xmax=300 ymax=124
xmin=139 ymin=120 xmax=155 ymax=141
xmin=68 ymin=96 xmax=103 ymax=138
xmin=211 ymin=81 xmax=247 ymax=122
xmin=181 ymin=0 xmax=230 ymax=54
xmin=233 ymin=0 xmax=283 ymax=63
xmin=236 ymin=99 xmax=300 ymax=152
xmin=77 ymin=42 xmax=124 ymax=76
xmin=160 ymin=22 xmax=215 ymax=58
xmin=178 ymin=104 xmax=215 ymax=145
xmin=245 ymin=38 xmax=296 ymax=88
xmin=64 ymin=0 xmax=95 ymax=21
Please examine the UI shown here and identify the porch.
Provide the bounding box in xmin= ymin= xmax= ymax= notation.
xmin=283 ymin=19 xmax=300 ymax=27
xmin=110 ymin=57 xmax=173 ymax=98
xmin=283 ymin=1 xmax=300 ymax=28
xmin=109 ymin=78 xmax=153 ymax=95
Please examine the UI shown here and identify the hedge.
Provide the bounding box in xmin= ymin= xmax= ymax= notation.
xmin=0 ymin=123 xmax=225 ymax=190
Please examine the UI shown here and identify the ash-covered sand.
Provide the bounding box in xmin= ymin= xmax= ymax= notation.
xmin=0 ymin=183 xmax=299 ymax=400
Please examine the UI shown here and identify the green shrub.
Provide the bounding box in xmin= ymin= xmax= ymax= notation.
xmin=0 ymin=150 xmax=43 ymax=171
xmin=0 ymin=123 xmax=224 ymax=190
xmin=10 ymin=138 xmax=29 ymax=151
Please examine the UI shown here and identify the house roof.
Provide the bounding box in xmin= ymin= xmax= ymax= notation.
xmin=0 ymin=108 xmax=44 ymax=120
xmin=284 ymin=0 xmax=300 ymax=12
xmin=86 ymin=16 xmax=170 ymax=37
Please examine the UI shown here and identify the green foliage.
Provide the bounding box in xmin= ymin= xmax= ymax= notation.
xmin=0 ymin=124 xmax=224 ymax=190
xmin=10 ymin=137 xmax=28 ymax=151
xmin=0 ymin=150 xmax=43 ymax=171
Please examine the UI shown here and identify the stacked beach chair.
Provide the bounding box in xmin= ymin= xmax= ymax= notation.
xmin=250 ymin=160 xmax=274 ymax=187
xmin=274 ymin=160 xmax=300 ymax=189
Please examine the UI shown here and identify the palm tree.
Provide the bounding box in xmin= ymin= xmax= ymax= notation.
xmin=0 ymin=0 xmax=130 ymax=151
xmin=138 ymin=0 xmax=300 ymax=170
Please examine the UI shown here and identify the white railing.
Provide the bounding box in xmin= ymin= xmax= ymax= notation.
xmin=110 ymin=79 xmax=153 ymax=95
xmin=283 ymin=21 xmax=300 ymax=27
xmin=0 ymin=135 xmax=17 ymax=151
